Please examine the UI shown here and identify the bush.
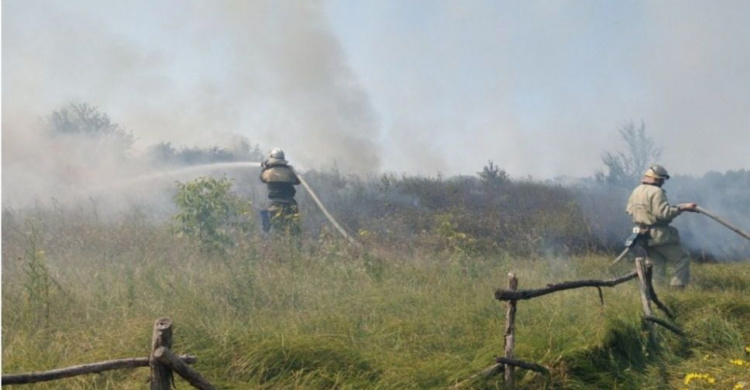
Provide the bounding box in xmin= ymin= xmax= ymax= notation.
xmin=173 ymin=176 xmax=253 ymax=253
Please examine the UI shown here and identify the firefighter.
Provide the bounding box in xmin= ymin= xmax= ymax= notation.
xmin=625 ymin=165 xmax=697 ymax=288
xmin=260 ymin=148 xmax=301 ymax=235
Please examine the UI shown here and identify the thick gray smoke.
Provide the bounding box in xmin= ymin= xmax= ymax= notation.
xmin=5 ymin=1 xmax=750 ymax=181
xmin=3 ymin=0 xmax=381 ymax=206
xmin=2 ymin=1 xmax=748 ymax=260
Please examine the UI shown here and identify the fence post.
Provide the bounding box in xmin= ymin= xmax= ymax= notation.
xmin=504 ymin=272 xmax=518 ymax=387
xmin=153 ymin=347 xmax=216 ymax=390
xmin=150 ymin=317 xmax=174 ymax=390
xmin=634 ymin=259 xmax=657 ymax=346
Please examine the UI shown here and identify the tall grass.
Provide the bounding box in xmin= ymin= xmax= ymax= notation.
xmin=2 ymin=205 xmax=749 ymax=389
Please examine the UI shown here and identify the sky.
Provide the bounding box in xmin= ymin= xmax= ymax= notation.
xmin=3 ymin=0 xmax=750 ymax=181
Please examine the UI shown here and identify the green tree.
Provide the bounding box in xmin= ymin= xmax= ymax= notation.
xmin=173 ymin=176 xmax=253 ymax=252
xmin=597 ymin=121 xmax=662 ymax=186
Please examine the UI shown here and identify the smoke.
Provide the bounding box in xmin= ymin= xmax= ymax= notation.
xmin=5 ymin=1 xmax=750 ymax=181
xmin=3 ymin=0 xmax=381 ymax=204
xmin=633 ymin=3 xmax=750 ymax=176
xmin=325 ymin=1 xmax=750 ymax=177
xmin=669 ymin=174 xmax=750 ymax=261
xmin=2 ymin=1 xmax=748 ymax=258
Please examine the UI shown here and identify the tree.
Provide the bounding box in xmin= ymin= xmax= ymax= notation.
xmin=45 ymin=103 xmax=134 ymax=160
xmin=478 ymin=160 xmax=510 ymax=187
xmin=145 ymin=136 xmax=265 ymax=167
xmin=597 ymin=121 xmax=662 ymax=186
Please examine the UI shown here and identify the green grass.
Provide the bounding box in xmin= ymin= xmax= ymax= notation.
xmin=2 ymin=214 xmax=749 ymax=389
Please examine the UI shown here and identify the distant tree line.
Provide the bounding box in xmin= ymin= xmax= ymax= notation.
xmin=45 ymin=103 xmax=265 ymax=167
xmin=40 ymin=103 xmax=750 ymax=260
xmin=46 ymin=103 xmax=135 ymax=161
xmin=144 ymin=141 xmax=265 ymax=167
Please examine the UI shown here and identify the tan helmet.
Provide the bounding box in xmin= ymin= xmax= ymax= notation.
xmin=645 ymin=164 xmax=670 ymax=180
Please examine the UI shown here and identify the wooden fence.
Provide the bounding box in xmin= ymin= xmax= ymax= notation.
xmin=4 ymin=260 xmax=688 ymax=389
xmin=456 ymin=257 xmax=685 ymax=388
xmin=2 ymin=317 xmax=215 ymax=389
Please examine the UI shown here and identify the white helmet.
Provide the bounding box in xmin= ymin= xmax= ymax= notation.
xmin=269 ymin=147 xmax=285 ymax=160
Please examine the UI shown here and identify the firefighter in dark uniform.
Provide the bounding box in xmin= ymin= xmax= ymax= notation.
xmin=260 ymin=148 xmax=301 ymax=235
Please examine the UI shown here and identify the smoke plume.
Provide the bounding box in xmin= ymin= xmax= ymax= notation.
xmin=3 ymin=0 xmax=381 ymax=208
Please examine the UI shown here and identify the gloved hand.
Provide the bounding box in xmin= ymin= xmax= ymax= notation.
xmin=678 ymin=203 xmax=698 ymax=212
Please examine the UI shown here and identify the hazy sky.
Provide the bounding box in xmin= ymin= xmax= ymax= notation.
xmin=3 ymin=0 xmax=750 ymax=179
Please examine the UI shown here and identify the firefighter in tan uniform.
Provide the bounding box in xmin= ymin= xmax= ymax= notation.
xmin=626 ymin=165 xmax=697 ymax=288
xmin=260 ymin=148 xmax=301 ymax=235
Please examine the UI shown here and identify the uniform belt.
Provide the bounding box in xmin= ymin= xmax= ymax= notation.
xmin=269 ymin=198 xmax=296 ymax=204
xmin=633 ymin=225 xmax=650 ymax=234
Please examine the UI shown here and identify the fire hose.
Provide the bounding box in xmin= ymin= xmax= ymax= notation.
xmin=695 ymin=206 xmax=750 ymax=241
xmin=610 ymin=206 xmax=749 ymax=266
xmin=294 ymin=169 xmax=361 ymax=247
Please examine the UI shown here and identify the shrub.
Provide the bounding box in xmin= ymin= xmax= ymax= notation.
xmin=172 ymin=176 xmax=253 ymax=253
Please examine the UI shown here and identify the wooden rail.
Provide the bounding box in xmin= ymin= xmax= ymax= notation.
xmin=1 ymin=356 xmax=196 ymax=385
xmin=461 ymin=258 xmax=687 ymax=387
xmin=494 ymin=271 xmax=638 ymax=301
xmin=2 ymin=318 xmax=215 ymax=389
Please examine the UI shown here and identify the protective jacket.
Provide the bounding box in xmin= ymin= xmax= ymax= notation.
xmin=260 ymin=161 xmax=300 ymax=201
xmin=625 ymin=183 xmax=682 ymax=246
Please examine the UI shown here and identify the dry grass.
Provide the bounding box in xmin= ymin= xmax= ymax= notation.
xmin=2 ymin=204 xmax=748 ymax=389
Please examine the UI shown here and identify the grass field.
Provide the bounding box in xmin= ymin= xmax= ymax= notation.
xmin=2 ymin=209 xmax=749 ymax=389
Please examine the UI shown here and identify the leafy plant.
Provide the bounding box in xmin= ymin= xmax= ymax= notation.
xmin=172 ymin=176 xmax=253 ymax=253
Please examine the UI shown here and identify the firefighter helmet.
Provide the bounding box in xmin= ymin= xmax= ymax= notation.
xmin=269 ymin=148 xmax=285 ymax=160
xmin=265 ymin=147 xmax=288 ymax=166
xmin=645 ymin=164 xmax=670 ymax=180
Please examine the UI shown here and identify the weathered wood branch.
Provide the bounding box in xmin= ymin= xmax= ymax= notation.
xmin=494 ymin=271 xmax=637 ymax=301
xmin=1 ymin=355 xmax=197 ymax=385
xmin=452 ymin=364 xmax=503 ymax=389
xmin=644 ymin=316 xmax=685 ymax=337
xmin=153 ymin=347 xmax=216 ymax=390
xmin=635 ymin=258 xmax=658 ymax=345
xmin=494 ymin=357 xmax=549 ymax=375
xmin=150 ymin=317 xmax=174 ymax=390
xmin=643 ymin=262 xmax=674 ymax=319
xmin=503 ymin=273 xmax=518 ymax=385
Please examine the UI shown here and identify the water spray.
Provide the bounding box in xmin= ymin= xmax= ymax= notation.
xmin=83 ymin=162 xmax=262 ymax=195
xmin=76 ymin=161 xmax=360 ymax=245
